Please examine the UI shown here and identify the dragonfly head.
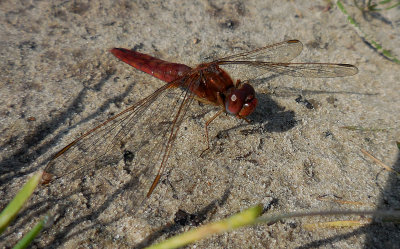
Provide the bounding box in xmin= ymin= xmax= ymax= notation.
xmin=225 ymin=82 xmax=257 ymax=117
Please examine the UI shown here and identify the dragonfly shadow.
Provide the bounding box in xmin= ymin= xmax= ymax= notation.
xmin=251 ymin=93 xmax=297 ymax=133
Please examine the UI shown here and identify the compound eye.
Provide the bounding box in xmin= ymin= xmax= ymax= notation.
xmin=238 ymin=97 xmax=257 ymax=117
xmin=225 ymin=93 xmax=243 ymax=115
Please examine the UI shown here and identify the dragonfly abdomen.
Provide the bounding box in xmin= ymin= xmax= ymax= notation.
xmin=111 ymin=48 xmax=192 ymax=83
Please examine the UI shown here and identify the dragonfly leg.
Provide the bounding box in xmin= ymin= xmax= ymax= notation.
xmin=200 ymin=109 xmax=224 ymax=157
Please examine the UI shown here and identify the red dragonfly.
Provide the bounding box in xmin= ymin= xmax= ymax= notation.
xmin=43 ymin=40 xmax=358 ymax=203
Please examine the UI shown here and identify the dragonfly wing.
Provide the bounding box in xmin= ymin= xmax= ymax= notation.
xmin=43 ymin=76 xmax=197 ymax=221
xmin=215 ymin=40 xmax=357 ymax=81
xmin=214 ymin=40 xmax=304 ymax=82
xmin=215 ymin=40 xmax=303 ymax=63
xmin=217 ymin=61 xmax=358 ymax=82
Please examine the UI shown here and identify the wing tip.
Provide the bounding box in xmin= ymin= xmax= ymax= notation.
xmin=338 ymin=63 xmax=359 ymax=76
xmin=287 ymin=39 xmax=301 ymax=44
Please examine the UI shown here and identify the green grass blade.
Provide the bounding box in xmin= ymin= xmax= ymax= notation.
xmin=12 ymin=215 xmax=50 ymax=249
xmin=145 ymin=205 xmax=263 ymax=249
xmin=0 ymin=171 xmax=42 ymax=234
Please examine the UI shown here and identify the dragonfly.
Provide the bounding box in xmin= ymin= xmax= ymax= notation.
xmin=43 ymin=40 xmax=358 ymax=205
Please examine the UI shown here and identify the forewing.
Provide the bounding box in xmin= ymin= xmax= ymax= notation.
xmin=214 ymin=40 xmax=303 ymax=81
xmin=215 ymin=40 xmax=303 ymax=63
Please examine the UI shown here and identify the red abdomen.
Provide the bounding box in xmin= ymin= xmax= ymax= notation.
xmin=111 ymin=48 xmax=192 ymax=83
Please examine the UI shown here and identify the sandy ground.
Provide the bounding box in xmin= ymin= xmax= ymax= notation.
xmin=1 ymin=1 xmax=399 ymax=248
